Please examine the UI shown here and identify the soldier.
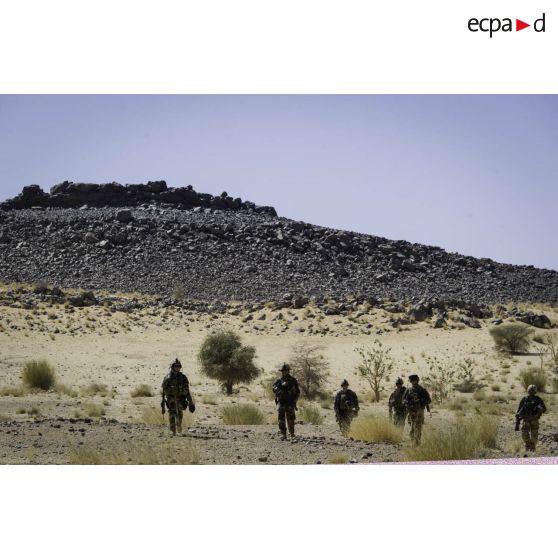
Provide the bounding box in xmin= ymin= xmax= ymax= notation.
xmin=388 ymin=377 xmax=407 ymax=428
xmin=402 ymin=374 xmax=431 ymax=445
xmin=161 ymin=358 xmax=195 ymax=435
xmin=515 ymin=384 xmax=546 ymax=452
xmin=334 ymin=379 xmax=360 ymax=436
xmin=272 ymin=363 xmax=300 ymax=440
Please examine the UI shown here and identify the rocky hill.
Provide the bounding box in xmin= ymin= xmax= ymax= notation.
xmin=1 ymin=181 xmax=557 ymax=306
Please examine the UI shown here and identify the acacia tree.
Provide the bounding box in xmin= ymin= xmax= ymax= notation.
xmin=198 ymin=330 xmax=260 ymax=395
xmin=354 ymin=340 xmax=394 ymax=402
xmin=290 ymin=342 xmax=330 ymax=399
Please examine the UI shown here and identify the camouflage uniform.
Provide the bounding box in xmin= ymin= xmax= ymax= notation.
xmin=162 ymin=370 xmax=194 ymax=435
xmin=403 ymin=384 xmax=431 ymax=445
xmin=273 ymin=373 xmax=300 ymax=438
xmin=334 ymin=388 xmax=359 ymax=436
xmin=516 ymin=394 xmax=546 ymax=451
xmin=388 ymin=385 xmax=407 ymax=428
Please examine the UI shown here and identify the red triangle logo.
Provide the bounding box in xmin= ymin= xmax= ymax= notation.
xmin=516 ymin=19 xmax=530 ymax=31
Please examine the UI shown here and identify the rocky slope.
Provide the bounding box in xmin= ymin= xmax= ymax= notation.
xmin=1 ymin=181 xmax=557 ymax=305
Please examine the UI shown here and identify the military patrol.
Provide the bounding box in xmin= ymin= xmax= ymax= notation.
xmin=388 ymin=377 xmax=407 ymax=428
xmin=515 ymin=384 xmax=546 ymax=452
xmin=161 ymin=358 xmax=195 ymax=435
xmin=272 ymin=363 xmax=300 ymax=440
xmin=334 ymin=379 xmax=360 ymax=436
xmin=402 ymin=374 xmax=431 ymax=445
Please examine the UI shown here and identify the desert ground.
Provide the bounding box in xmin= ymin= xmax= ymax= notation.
xmin=1 ymin=284 xmax=557 ymax=464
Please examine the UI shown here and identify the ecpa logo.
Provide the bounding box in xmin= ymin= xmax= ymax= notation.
xmin=468 ymin=13 xmax=546 ymax=37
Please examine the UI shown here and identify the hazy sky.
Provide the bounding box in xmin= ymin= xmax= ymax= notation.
xmin=1 ymin=95 xmax=556 ymax=270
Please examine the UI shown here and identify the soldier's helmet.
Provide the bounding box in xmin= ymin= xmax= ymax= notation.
xmin=171 ymin=358 xmax=182 ymax=369
xmin=280 ymin=363 xmax=291 ymax=372
xmin=341 ymin=379 xmax=349 ymax=387
xmin=408 ymin=374 xmax=420 ymax=382
xmin=395 ymin=377 xmax=404 ymax=385
xmin=527 ymin=384 xmax=537 ymax=394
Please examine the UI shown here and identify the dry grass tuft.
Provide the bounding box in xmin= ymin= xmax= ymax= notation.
xmin=349 ymin=415 xmax=403 ymax=444
xmin=22 ymin=359 xmax=56 ymax=390
xmin=221 ymin=404 xmax=265 ymax=425
xmin=131 ymin=384 xmax=154 ymax=398
xmin=299 ymin=404 xmax=324 ymax=425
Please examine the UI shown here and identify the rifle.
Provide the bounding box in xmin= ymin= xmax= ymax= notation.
xmin=161 ymin=394 xmax=166 ymax=415
xmin=174 ymin=382 xmax=180 ymax=434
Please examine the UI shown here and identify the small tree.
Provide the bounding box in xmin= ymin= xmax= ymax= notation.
xmin=490 ymin=323 xmax=531 ymax=354
xmin=423 ymin=356 xmax=456 ymax=404
xmin=290 ymin=342 xmax=329 ymax=399
xmin=198 ymin=330 xmax=260 ymax=395
xmin=354 ymin=340 xmax=394 ymax=402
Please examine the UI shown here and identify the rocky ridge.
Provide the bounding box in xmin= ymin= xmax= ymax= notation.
xmin=1 ymin=181 xmax=557 ymax=306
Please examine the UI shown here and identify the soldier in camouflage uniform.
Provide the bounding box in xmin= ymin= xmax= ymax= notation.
xmin=515 ymin=384 xmax=546 ymax=452
xmin=334 ymin=379 xmax=360 ymax=436
xmin=388 ymin=377 xmax=407 ymax=428
xmin=402 ymin=374 xmax=431 ymax=445
xmin=272 ymin=363 xmax=300 ymax=440
xmin=161 ymin=358 xmax=195 ymax=435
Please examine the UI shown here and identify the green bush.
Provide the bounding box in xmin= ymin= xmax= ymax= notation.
xmin=198 ymin=330 xmax=260 ymax=395
xmin=22 ymin=360 xmax=55 ymax=390
xmin=519 ymin=367 xmax=547 ymax=392
xmin=490 ymin=323 xmax=531 ymax=354
xmin=300 ymin=404 xmax=324 ymax=425
xmin=221 ymin=404 xmax=265 ymax=425
xmin=349 ymin=415 xmax=403 ymax=443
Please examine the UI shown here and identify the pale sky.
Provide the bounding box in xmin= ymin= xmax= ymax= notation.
xmin=1 ymin=95 xmax=556 ymax=270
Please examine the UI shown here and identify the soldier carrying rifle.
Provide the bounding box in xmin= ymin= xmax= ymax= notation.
xmin=334 ymin=379 xmax=359 ymax=436
xmin=161 ymin=358 xmax=195 ymax=435
xmin=515 ymin=384 xmax=546 ymax=452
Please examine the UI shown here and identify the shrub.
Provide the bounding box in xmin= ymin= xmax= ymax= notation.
xmin=404 ymin=422 xmax=481 ymax=462
xmin=473 ymin=390 xmax=486 ymax=401
xmin=82 ymin=383 xmax=110 ymax=397
xmin=131 ymin=384 xmax=154 ymax=397
xmin=84 ymin=403 xmax=105 ymax=418
xmin=490 ymin=323 xmax=531 ymax=354
xmin=423 ymin=356 xmax=456 ymax=404
xmin=354 ymin=340 xmax=394 ymax=402
xmin=327 ymin=453 xmax=349 ymax=464
xmin=349 ymin=415 xmax=403 ymax=443
xmin=55 ymin=384 xmax=78 ymax=397
xmin=0 ymin=385 xmax=26 ymax=397
xmin=221 ymin=404 xmax=265 ymax=425
xmin=290 ymin=342 xmax=330 ymax=400
xmin=476 ymin=415 xmax=500 ymax=449
xmin=453 ymin=358 xmax=486 ymax=393
xmin=519 ymin=367 xmax=547 ymax=392
xmin=22 ymin=360 xmax=55 ymax=390
xmin=198 ymin=330 xmax=260 ymax=395
xmin=299 ymin=404 xmax=324 ymax=425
